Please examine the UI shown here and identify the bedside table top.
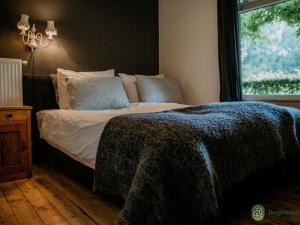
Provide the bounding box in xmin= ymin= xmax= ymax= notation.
xmin=0 ymin=106 xmax=32 ymax=110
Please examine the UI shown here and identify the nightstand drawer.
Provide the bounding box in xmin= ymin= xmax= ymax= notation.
xmin=0 ymin=110 xmax=27 ymax=121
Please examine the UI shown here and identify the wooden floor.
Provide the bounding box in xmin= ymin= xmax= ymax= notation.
xmin=222 ymin=181 xmax=300 ymax=225
xmin=0 ymin=165 xmax=121 ymax=225
xmin=1 ymin=165 xmax=300 ymax=225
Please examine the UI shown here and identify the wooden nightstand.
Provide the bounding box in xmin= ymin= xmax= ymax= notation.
xmin=0 ymin=106 xmax=32 ymax=183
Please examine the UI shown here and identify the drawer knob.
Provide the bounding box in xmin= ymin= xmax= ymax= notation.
xmin=5 ymin=113 xmax=13 ymax=118
xmin=22 ymin=142 xmax=27 ymax=151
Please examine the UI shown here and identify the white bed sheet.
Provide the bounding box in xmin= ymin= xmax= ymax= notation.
xmin=37 ymin=103 xmax=188 ymax=169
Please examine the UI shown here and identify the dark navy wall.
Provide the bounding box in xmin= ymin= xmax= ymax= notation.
xmin=0 ymin=0 xmax=159 ymax=75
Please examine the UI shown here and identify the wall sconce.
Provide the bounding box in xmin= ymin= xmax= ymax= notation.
xmin=17 ymin=14 xmax=58 ymax=52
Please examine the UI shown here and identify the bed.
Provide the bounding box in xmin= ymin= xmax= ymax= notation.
xmin=37 ymin=102 xmax=189 ymax=169
xmin=25 ymin=74 xmax=300 ymax=225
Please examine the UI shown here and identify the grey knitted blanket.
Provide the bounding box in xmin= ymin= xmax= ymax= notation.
xmin=94 ymin=102 xmax=300 ymax=225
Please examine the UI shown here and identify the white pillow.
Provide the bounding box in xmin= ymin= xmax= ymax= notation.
xmin=50 ymin=73 xmax=59 ymax=106
xmin=119 ymin=73 xmax=164 ymax=103
xmin=79 ymin=71 xmax=115 ymax=77
xmin=57 ymin=68 xmax=115 ymax=79
xmin=57 ymin=68 xmax=115 ymax=109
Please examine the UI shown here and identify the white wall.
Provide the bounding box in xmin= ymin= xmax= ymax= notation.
xmin=159 ymin=0 xmax=220 ymax=105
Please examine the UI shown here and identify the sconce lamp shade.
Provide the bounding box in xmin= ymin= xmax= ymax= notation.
xmin=45 ymin=21 xmax=57 ymax=40
xmin=17 ymin=15 xmax=58 ymax=52
xmin=17 ymin=14 xmax=30 ymax=34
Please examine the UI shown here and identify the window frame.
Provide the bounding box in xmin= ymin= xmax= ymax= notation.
xmin=238 ymin=0 xmax=299 ymax=101
xmin=243 ymin=95 xmax=300 ymax=102
xmin=239 ymin=0 xmax=290 ymax=13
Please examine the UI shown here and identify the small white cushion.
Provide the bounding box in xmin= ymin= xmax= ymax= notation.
xmin=119 ymin=73 xmax=164 ymax=103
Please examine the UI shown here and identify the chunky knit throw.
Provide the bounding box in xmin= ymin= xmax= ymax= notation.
xmin=94 ymin=102 xmax=300 ymax=225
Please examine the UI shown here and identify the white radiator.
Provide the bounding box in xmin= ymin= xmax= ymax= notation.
xmin=0 ymin=58 xmax=23 ymax=106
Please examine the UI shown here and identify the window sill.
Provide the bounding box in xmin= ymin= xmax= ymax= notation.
xmin=243 ymin=95 xmax=300 ymax=102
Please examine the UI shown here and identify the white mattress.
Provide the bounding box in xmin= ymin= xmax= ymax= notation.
xmin=37 ymin=103 xmax=188 ymax=169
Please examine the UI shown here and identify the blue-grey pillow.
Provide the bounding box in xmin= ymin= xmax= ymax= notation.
xmin=136 ymin=76 xmax=184 ymax=103
xmin=67 ymin=77 xmax=129 ymax=110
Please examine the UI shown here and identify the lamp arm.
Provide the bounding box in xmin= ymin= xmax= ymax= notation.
xmin=36 ymin=33 xmax=51 ymax=48
xmin=22 ymin=31 xmax=30 ymax=45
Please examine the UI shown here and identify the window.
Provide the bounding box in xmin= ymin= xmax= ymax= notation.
xmin=238 ymin=0 xmax=300 ymax=99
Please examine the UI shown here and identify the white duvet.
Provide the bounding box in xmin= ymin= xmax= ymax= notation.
xmin=37 ymin=103 xmax=188 ymax=169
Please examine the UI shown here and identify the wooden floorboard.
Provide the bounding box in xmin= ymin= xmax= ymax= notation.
xmin=31 ymin=177 xmax=97 ymax=225
xmin=15 ymin=180 xmax=70 ymax=225
xmin=33 ymin=166 xmax=120 ymax=225
xmin=0 ymin=182 xmax=45 ymax=225
xmin=0 ymin=188 xmax=19 ymax=225
xmin=1 ymin=165 xmax=300 ymax=224
xmin=222 ymin=182 xmax=300 ymax=225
